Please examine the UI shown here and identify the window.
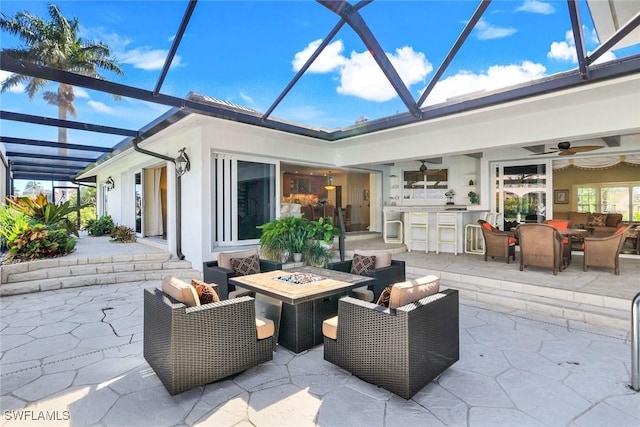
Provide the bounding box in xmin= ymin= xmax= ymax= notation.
xmin=402 ymin=168 xmax=448 ymax=200
xmin=575 ymin=182 xmax=640 ymax=221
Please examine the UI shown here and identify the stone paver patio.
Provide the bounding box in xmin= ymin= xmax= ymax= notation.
xmin=1 ymin=279 xmax=639 ymax=426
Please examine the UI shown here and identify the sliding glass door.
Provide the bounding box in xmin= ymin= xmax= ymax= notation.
xmin=494 ymin=161 xmax=551 ymax=230
xmin=213 ymin=153 xmax=277 ymax=245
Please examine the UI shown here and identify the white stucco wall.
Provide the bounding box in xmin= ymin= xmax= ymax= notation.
xmin=77 ymin=73 xmax=640 ymax=272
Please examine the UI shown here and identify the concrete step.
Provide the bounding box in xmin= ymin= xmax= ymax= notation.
xmin=4 ymin=259 xmax=192 ymax=283
xmin=0 ymin=250 xmax=201 ymax=296
xmin=406 ymin=264 xmax=630 ymax=331
xmin=1 ymin=252 xmax=172 ymax=283
xmin=449 ymin=280 xmax=629 ymax=331
xmin=0 ymin=265 xmax=202 ymax=296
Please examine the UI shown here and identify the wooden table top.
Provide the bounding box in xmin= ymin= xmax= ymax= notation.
xmin=229 ymin=266 xmax=374 ymax=305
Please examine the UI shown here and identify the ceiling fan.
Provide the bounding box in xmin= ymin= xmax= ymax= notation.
xmin=532 ymin=141 xmax=604 ymax=156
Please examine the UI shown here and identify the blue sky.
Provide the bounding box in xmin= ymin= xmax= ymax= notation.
xmin=1 ymin=0 xmax=638 ymax=172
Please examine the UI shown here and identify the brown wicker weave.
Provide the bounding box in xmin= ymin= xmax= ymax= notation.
xmin=143 ymin=288 xmax=273 ymax=395
xmin=324 ymin=289 xmax=459 ymax=399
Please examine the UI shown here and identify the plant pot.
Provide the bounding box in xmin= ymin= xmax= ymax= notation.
xmin=281 ymin=252 xmax=290 ymax=263
xmin=293 ymin=252 xmax=303 ymax=262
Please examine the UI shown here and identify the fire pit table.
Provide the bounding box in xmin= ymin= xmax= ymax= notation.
xmin=230 ymin=266 xmax=374 ymax=353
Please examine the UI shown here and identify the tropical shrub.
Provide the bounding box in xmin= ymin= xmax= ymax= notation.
xmin=85 ymin=215 xmax=115 ymax=236
xmin=0 ymin=207 xmax=29 ymax=251
xmin=4 ymin=224 xmax=76 ymax=262
xmin=303 ymin=240 xmax=333 ymax=268
xmin=110 ymin=225 xmax=136 ymax=243
xmin=7 ymin=193 xmax=84 ymax=237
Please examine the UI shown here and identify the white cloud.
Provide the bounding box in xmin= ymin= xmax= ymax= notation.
xmin=338 ymin=46 xmax=432 ymax=102
xmin=516 ymin=1 xmax=555 ymax=15
xmin=0 ymin=71 xmax=26 ymax=93
xmin=548 ymin=31 xmax=576 ymax=61
xmin=74 ymin=87 xmax=90 ymax=98
xmin=292 ymin=40 xmax=432 ymax=102
xmin=118 ymin=47 xmax=182 ymax=71
xmin=80 ymin=26 xmax=181 ymax=71
xmin=87 ymin=100 xmax=114 ymax=114
xmin=292 ymin=39 xmax=345 ymax=73
xmin=474 ymin=19 xmax=517 ymax=40
xmin=422 ymin=61 xmax=547 ymax=106
xmin=547 ymin=29 xmax=616 ymax=63
xmin=239 ymin=91 xmax=256 ymax=108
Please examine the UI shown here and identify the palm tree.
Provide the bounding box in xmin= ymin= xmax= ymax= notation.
xmin=24 ymin=180 xmax=43 ymax=195
xmin=0 ymin=4 xmax=123 ymax=152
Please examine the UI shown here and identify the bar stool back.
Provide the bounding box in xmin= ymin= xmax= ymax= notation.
xmin=407 ymin=212 xmax=429 ymax=252
xmin=383 ymin=209 xmax=404 ymax=244
xmin=436 ymin=212 xmax=458 ymax=255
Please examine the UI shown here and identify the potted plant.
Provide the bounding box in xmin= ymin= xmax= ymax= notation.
xmin=468 ymin=191 xmax=479 ymax=204
xmin=445 ymin=189 xmax=456 ymax=205
xmin=307 ymin=217 xmax=340 ymax=247
xmin=303 ymin=240 xmax=333 ymax=268
xmin=257 ymin=216 xmax=311 ymax=262
xmin=287 ymin=228 xmax=307 ymax=262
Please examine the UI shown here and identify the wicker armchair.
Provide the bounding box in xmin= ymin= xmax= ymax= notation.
xmin=478 ymin=219 xmax=516 ymax=263
xmin=583 ymin=223 xmax=633 ymax=275
xmin=143 ymin=288 xmax=274 ymax=395
xmin=517 ymin=223 xmax=564 ymax=275
xmin=323 ymin=288 xmax=459 ymax=399
xmin=203 ymin=249 xmax=282 ymax=299
xmin=327 ymin=253 xmax=406 ymax=302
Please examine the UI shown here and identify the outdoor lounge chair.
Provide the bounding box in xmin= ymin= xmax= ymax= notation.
xmin=583 ymin=223 xmax=633 ymax=275
xmin=202 ymin=249 xmax=282 ymax=299
xmin=143 ymin=286 xmax=274 ymax=395
xmin=323 ymin=276 xmax=459 ymax=399
xmin=327 ymin=249 xmax=406 ymax=302
xmin=517 ymin=223 xmax=564 ymax=275
xmin=478 ymin=219 xmax=517 ymax=263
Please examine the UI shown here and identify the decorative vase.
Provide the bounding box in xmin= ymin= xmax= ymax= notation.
xmin=281 ymin=252 xmax=290 ymax=263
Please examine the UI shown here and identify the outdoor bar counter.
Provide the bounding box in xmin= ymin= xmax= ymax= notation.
xmin=384 ymin=206 xmax=486 ymax=254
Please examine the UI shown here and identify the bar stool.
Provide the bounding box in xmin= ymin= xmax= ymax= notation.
xmin=436 ymin=212 xmax=458 ymax=255
xmin=383 ymin=209 xmax=403 ymax=244
xmin=483 ymin=212 xmax=495 ymax=225
xmin=407 ymin=212 xmax=429 ymax=252
xmin=464 ymin=223 xmax=484 ymax=254
xmin=493 ymin=212 xmax=504 ymax=230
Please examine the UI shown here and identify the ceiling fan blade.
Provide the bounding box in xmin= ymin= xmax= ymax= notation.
xmin=531 ymin=149 xmax=559 ymax=156
xmin=558 ymin=149 xmax=577 ymax=156
xmin=569 ymin=145 xmax=604 ymax=153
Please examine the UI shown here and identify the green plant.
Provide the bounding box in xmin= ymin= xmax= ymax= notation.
xmin=257 ymin=216 xmax=312 ymax=261
xmin=5 ymin=224 xmax=55 ymax=261
xmin=468 ymin=191 xmax=479 ymax=204
xmin=303 ymin=240 xmax=333 ymax=268
xmin=287 ymin=228 xmax=308 ymax=253
xmin=110 ymin=225 xmax=136 ymax=243
xmin=306 ymin=217 xmax=339 ymax=244
xmin=0 ymin=206 xmax=28 ymax=250
xmin=6 ymin=193 xmax=85 ymax=237
xmin=85 ymin=215 xmax=115 ymax=236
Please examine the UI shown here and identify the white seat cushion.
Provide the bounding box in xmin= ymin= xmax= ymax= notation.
xmin=217 ymin=249 xmax=259 ymax=270
xmin=255 ymin=315 xmax=275 ymax=339
xmin=161 ymin=276 xmax=200 ymax=307
xmin=389 ymin=275 xmax=440 ymax=309
xmin=353 ymin=249 xmax=392 ymax=268
xmin=322 ymin=315 xmax=338 ymax=340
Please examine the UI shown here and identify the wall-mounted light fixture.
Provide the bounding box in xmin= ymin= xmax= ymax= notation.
xmin=324 ymin=171 xmax=336 ymax=191
xmin=105 ymin=176 xmax=115 ymax=191
xmin=175 ymin=148 xmax=191 ymax=176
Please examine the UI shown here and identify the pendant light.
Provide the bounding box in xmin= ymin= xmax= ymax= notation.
xmin=325 ymin=171 xmax=336 ymax=191
xmin=419 ymin=160 xmax=427 ymax=173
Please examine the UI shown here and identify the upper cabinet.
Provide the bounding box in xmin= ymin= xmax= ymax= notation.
xmin=283 ymin=173 xmax=328 ymax=198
